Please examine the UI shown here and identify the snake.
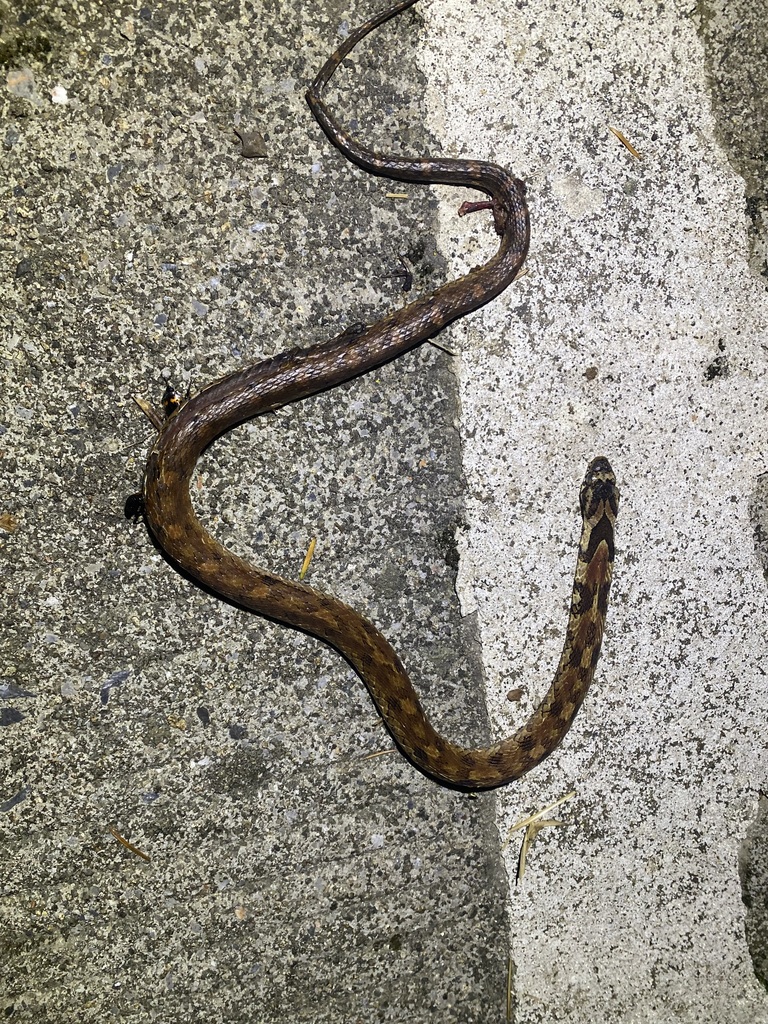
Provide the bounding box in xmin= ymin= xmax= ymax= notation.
xmin=136 ymin=0 xmax=619 ymax=790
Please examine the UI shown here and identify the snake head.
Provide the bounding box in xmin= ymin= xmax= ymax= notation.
xmin=580 ymin=457 xmax=619 ymax=523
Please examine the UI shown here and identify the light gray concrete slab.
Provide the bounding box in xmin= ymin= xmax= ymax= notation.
xmin=421 ymin=0 xmax=768 ymax=1020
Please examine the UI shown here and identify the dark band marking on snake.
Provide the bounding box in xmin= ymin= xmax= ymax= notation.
xmin=137 ymin=0 xmax=618 ymax=790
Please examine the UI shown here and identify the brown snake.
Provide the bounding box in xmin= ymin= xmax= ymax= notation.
xmin=137 ymin=0 xmax=619 ymax=790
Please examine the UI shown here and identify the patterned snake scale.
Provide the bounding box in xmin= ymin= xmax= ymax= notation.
xmin=139 ymin=0 xmax=619 ymax=790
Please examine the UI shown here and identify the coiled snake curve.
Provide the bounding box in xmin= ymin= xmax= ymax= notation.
xmin=136 ymin=0 xmax=619 ymax=790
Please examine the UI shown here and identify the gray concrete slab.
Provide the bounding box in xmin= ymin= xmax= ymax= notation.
xmin=1 ymin=2 xmax=511 ymax=1021
xmin=4 ymin=0 xmax=768 ymax=1021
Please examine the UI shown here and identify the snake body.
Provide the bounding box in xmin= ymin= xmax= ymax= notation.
xmin=140 ymin=0 xmax=618 ymax=790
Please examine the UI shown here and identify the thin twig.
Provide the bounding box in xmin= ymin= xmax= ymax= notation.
xmin=359 ymin=748 xmax=394 ymax=761
xmin=506 ymin=955 xmax=513 ymax=1021
xmin=132 ymin=394 xmax=163 ymax=432
xmin=503 ymin=791 xmax=577 ymax=884
xmin=110 ymin=826 xmax=151 ymax=862
xmin=609 ymin=125 xmax=642 ymax=159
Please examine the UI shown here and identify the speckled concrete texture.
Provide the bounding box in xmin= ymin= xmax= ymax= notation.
xmin=421 ymin=0 xmax=768 ymax=1020
xmin=5 ymin=0 xmax=768 ymax=1021
xmin=1 ymin=2 xmax=512 ymax=1022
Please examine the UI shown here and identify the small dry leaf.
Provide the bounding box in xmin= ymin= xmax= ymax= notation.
xmin=299 ymin=537 xmax=317 ymax=580
xmin=0 ymin=513 xmax=19 ymax=534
